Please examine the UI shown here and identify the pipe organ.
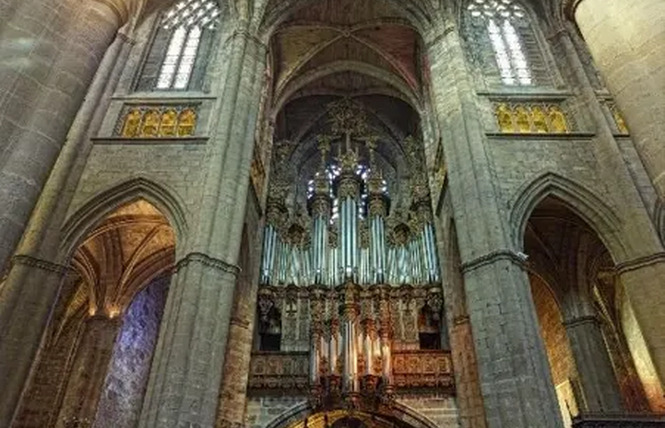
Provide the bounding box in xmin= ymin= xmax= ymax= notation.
xmin=256 ymin=100 xmax=447 ymax=408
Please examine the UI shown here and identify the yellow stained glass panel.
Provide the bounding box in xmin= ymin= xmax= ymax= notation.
xmin=121 ymin=109 xmax=142 ymax=138
xmin=141 ymin=109 xmax=161 ymax=138
xmin=515 ymin=106 xmax=531 ymax=133
xmin=548 ymin=106 xmax=569 ymax=134
xmin=496 ymin=104 xmax=514 ymax=133
xmin=177 ymin=109 xmax=196 ymax=137
xmin=159 ymin=109 xmax=178 ymax=137
xmin=531 ymin=106 xmax=548 ymax=133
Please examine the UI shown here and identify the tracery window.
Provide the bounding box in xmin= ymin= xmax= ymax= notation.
xmin=466 ymin=0 xmax=548 ymax=86
xmin=136 ymin=0 xmax=220 ymax=91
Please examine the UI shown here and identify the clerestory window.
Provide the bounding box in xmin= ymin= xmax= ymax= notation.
xmin=136 ymin=0 xmax=220 ymax=91
xmin=466 ymin=0 xmax=546 ymax=86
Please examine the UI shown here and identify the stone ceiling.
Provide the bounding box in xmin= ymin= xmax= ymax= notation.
xmin=269 ymin=0 xmax=425 ymax=191
xmin=64 ymin=200 xmax=175 ymax=323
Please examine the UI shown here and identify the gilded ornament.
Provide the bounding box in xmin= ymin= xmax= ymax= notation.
xmin=159 ymin=109 xmax=178 ymax=137
xmin=177 ymin=108 xmax=197 ymax=136
xmin=610 ymin=104 xmax=629 ymax=134
xmin=531 ymin=105 xmax=548 ymax=133
xmin=140 ymin=109 xmax=160 ymax=137
xmin=337 ymin=176 xmax=361 ymax=200
xmin=121 ymin=108 xmax=142 ymax=137
xmin=495 ymin=103 xmax=514 ymax=133
xmin=548 ymin=106 xmax=569 ymax=133
xmin=514 ymin=106 xmax=531 ymax=133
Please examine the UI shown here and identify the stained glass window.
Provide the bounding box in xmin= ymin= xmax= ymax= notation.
xmin=138 ymin=0 xmax=220 ymax=91
xmin=467 ymin=0 xmax=534 ymax=86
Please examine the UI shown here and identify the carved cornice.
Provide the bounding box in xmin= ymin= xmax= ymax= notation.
xmin=616 ymin=252 xmax=665 ymax=274
xmin=11 ymin=254 xmax=71 ymax=276
xmin=175 ymin=252 xmax=241 ymax=277
xmin=461 ymin=250 xmax=527 ymax=274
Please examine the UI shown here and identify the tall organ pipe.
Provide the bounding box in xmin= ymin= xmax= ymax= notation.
xmin=310 ymin=179 xmax=331 ymax=285
xmin=425 ymin=223 xmax=440 ymax=282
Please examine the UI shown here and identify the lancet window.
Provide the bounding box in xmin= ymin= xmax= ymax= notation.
xmin=136 ymin=0 xmax=220 ymax=91
xmin=466 ymin=0 xmax=549 ymax=86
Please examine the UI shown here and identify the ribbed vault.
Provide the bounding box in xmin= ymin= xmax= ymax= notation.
xmin=62 ymin=200 xmax=175 ymax=331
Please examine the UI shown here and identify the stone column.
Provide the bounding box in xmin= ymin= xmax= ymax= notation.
xmin=563 ymin=315 xmax=623 ymax=412
xmin=0 ymin=30 xmax=133 ymax=428
xmin=138 ymin=26 xmax=267 ymax=428
xmin=553 ymin=19 xmax=665 ymax=412
xmin=617 ymin=259 xmax=665 ymax=409
xmin=425 ymin=19 xmax=563 ymax=427
xmin=0 ymin=0 xmax=124 ymax=273
xmin=56 ymin=315 xmax=121 ymax=428
xmin=568 ymin=0 xmax=665 ymax=199
xmin=439 ymin=226 xmax=487 ymax=428
xmin=215 ymin=230 xmax=262 ymax=428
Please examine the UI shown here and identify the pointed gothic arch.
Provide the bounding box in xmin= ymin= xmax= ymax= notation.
xmin=61 ymin=177 xmax=189 ymax=258
xmin=257 ymin=0 xmax=437 ymax=39
xmin=264 ymin=401 xmax=441 ymax=428
xmin=510 ymin=172 xmax=627 ymax=261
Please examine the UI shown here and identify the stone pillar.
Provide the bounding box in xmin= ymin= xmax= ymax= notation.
xmin=56 ymin=315 xmax=121 ymax=428
xmin=0 ymin=0 xmax=124 ymax=273
xmin=568 ymin=0 xmax=665 ymax=199
xmin=554 ymin=18 xmax=665 ymax=412
xmin=138 ymin=27 xmax=267 ymax=428
xmin=563 ymin=315 xmax=623 ymax=412
xmin=425 ymin=19 xmax=562 ymax=427
xmin=617 ymin=259 xmax=665 ymax=410
xmin=0 ymin=30 xmax=133 ymax=428
xmin=215 ymin=231 xmax=262 ymax=428
xmin=439 ymin=226 xmax=487 ymax=428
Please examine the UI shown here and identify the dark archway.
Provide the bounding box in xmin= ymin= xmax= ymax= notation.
xmin=524 ymin=196 xmax=651 ymax=422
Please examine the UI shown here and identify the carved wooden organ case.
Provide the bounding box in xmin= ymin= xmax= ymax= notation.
xmin=252 ymin=100 xmax=453 ymax=410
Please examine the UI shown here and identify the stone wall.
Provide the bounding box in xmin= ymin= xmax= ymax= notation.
xmin=12 ymin=273 xmax=85 ymax=428
xmin=246 ymin=396 xmax=308 ymax=428
xmin=94 ymin=276 xmax=170 ymax=428
xmin=530 ymin=275 xmax=578 ymax=426
xmin=397 ymin=394 xmax=460 ymax=427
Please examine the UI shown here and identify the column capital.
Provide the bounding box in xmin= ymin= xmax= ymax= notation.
xmin=175 ymin=252 xmax=241 ymax=277
xmin=460 ymin=249 xmax=528 ymax=274
xmin=562 ymin=314 xmax=601 ymax=329
xmin=10 ymin=254 xmax=72 ymax=276
xmin=616 ymin=252 xmax=665 ymax=274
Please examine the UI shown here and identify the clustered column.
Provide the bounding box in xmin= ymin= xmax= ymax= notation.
xmin=0 ymin=0 xmax=125 ymax=272
xmin=56 ymin=315 xmax=122 ymax=428
xmin=563 ymin=314 xmax=623 ymax=412
xmin=566 ymin=0 xmax=665 ymax=406
xmin=0 ymin=2 xmax=126 ymax=425
xmin=569 ymin=0 xmax=665 ymax=198
xmin=425 ymin=17 xmax=563 ymax=427
xmin=138 ymin=25 xmax=267 ymax=428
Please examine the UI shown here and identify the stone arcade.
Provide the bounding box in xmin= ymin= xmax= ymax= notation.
xmin=1 ymin=0 xmax=665 ymax=427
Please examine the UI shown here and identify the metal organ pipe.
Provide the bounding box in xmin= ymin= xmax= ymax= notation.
xmin=257 ymin=128 xmax=449 ymax=404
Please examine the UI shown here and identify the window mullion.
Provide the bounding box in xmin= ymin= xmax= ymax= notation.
xmin=170 ymin=27 xmax=191 ymax=89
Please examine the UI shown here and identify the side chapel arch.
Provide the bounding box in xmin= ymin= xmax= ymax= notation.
xmin=510 ymin=172 xmax=626 ymax=261
xmin=60 ymin=177 xmax=189 ymax=259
